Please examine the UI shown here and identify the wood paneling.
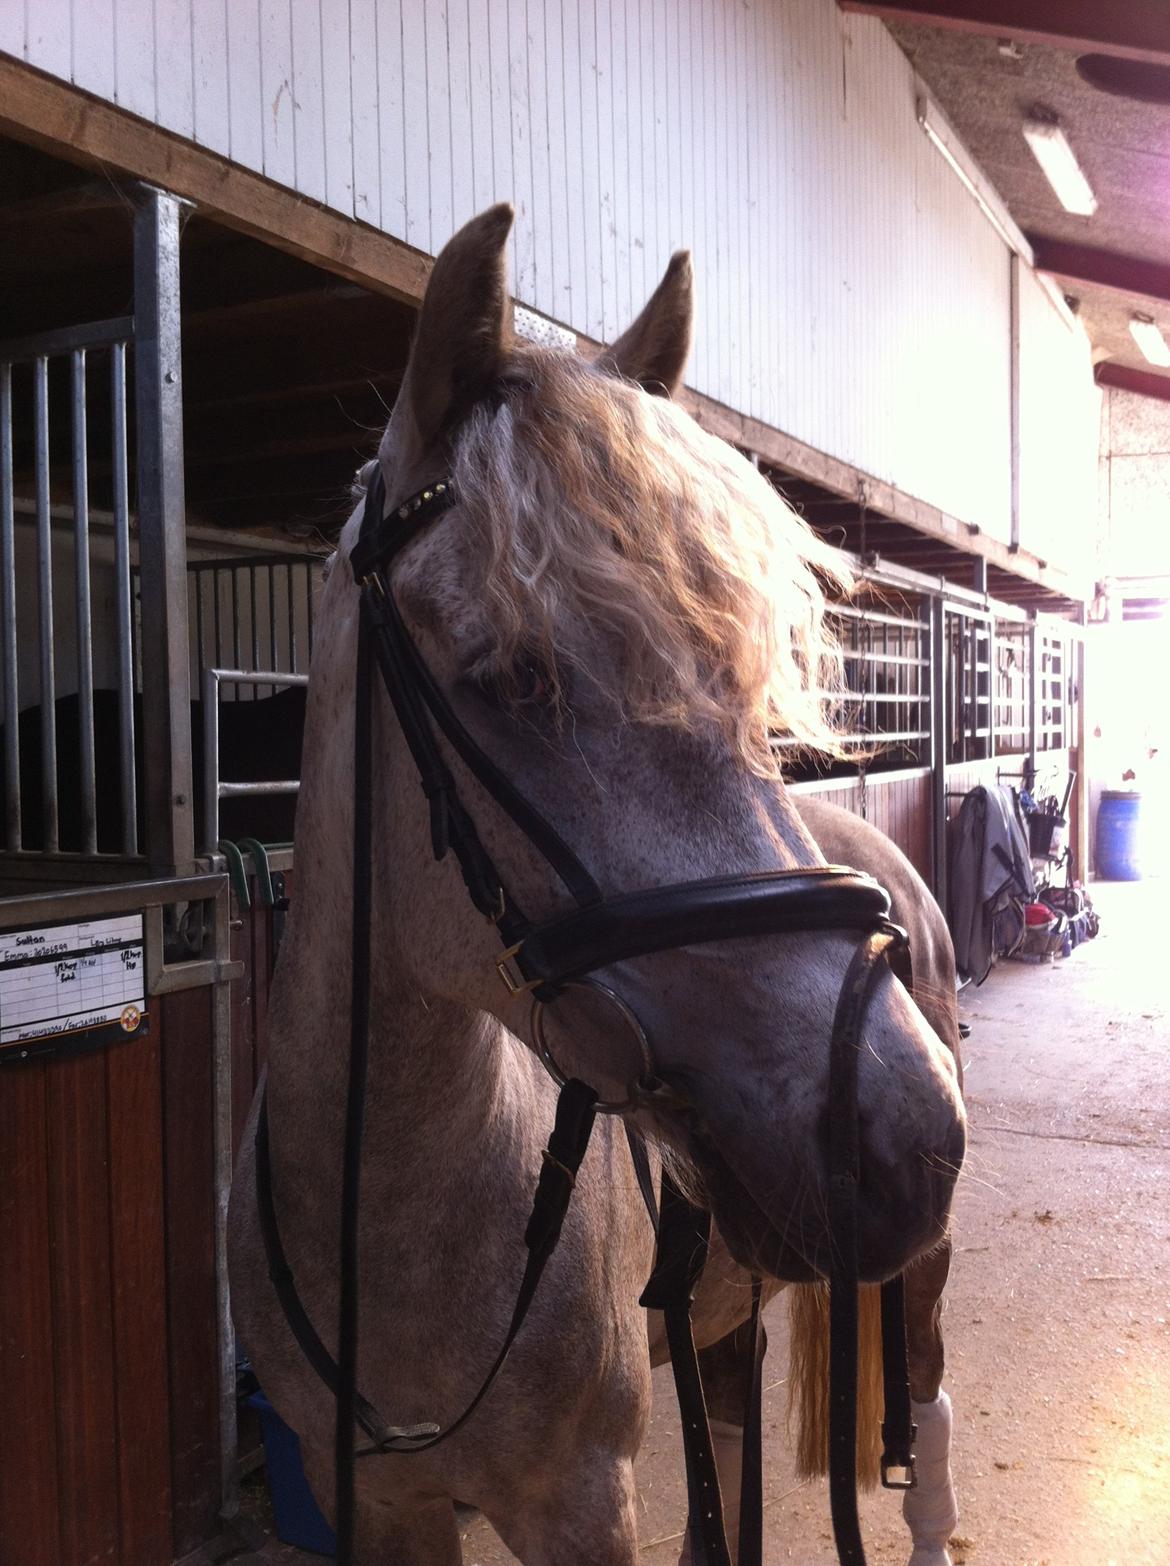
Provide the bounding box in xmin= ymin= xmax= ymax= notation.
xmin=46 ymin=1050 xmax=121 ymax=1565
xmin=0 ymin=1028 xmax=173 ymax=1566
xmin=5 ymin=0 xmax=1027 ymax=541
xmin=107 ymin=1029 xmax=174 ymax=1565
xmin=0 ymin=1065 xmax=59 ymax=1566
xmin=790 ymin=767 xmax=934 ymax=887
xmin=159 ymin=985 xmax=220 ymax=1559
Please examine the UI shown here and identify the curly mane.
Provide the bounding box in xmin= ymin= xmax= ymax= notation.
xmin=445 ymin=349 xmax=851 ymax=773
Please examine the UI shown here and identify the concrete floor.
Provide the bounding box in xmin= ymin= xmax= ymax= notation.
xmin=232 ymin=881 xmax=1169 ymax=1566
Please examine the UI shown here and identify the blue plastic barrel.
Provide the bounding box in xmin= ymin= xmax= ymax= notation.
xmin=246 ymin=1392 xmax=336 ymax=1556
xmin=1096 ymin=790 xmax=1142 ymax=881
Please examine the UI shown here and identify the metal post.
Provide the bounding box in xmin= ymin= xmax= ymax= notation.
xmin=1027 ymin=615 xmax=1039 ymax=788
xmin=111 ymin=341 xmax=139 ymax=855
xmin=134 ymin=185 xmax=195 ymax=875
xmin=34 ymin=355 xmax=58 ymax=852
xmin=72 ymin=349 xmax=98 ymax=855
xmin=1009 ymin=252 xmax=1021 ymax=555
xmin=0 ymin=363 xmax=19 ymax=850
xmin=930 ymin=596 xmax=948 ymax=911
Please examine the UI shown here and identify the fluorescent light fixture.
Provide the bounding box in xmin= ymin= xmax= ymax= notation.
xmin=1129 ymin=313 xmax=1170 ymax=367
xmin=1022 ymin=120 xmax=1097 ymax=216
xmin=916 ymin=96 xmax=1032 ymax=261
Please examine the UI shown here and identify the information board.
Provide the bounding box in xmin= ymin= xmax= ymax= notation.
xmin=0 ymin=913 xmax=147 ymax=1063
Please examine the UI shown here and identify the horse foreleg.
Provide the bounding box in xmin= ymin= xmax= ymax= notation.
xmin=902 ymin=1241 xmax=959 ymax=1566
xmin=299 ymin=1445 xmax=463 ymax=1566
xmin=485 ymin=1455 xmax=640 ymax=1565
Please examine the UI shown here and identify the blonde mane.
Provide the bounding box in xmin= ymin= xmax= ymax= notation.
xmin=446 ymin=349 xmax=850 ymax=774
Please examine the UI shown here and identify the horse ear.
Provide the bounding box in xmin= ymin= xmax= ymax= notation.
xmin=596 ymin=250 xmax=693 ymax=397
xmin=398 ymin=203 xmax=515 ymax=454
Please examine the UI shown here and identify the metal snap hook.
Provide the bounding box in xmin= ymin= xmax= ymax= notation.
xmin=530 ymin=979 xmax=657 ymax=1115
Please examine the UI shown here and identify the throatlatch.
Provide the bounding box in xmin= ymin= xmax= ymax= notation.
xmin=256 ymin=466 xmax=921 ymax=1566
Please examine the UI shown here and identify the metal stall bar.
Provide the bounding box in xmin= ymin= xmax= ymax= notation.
xmin=111 ymin=341 xmax=139 ymax=856
xmin=930 ymin=596 xmax=948 ymax=909
xmin=72 ymin=350 xmax=98 ymax=855
xmin=0 ymin=364 xmax=18 ymax=851
xmin=201 ymin=667 xmax=309 ymax=853
xmin=34 ymin=355 xmax=57 ymax=852
xmin=134 ymin=185 xmax=195 ymax=876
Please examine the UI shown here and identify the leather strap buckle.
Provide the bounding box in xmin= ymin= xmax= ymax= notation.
xmin=880 ymin=1452 xmax=917 ymax=1491
xmin=496 ymin=943 xmax=537 ymax=996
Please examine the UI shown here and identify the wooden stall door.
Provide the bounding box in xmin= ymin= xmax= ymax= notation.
xmin=0 ymin=1030 xmax=173 ymax=1566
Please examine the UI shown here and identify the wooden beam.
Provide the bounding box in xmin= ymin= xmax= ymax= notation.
xmin=1095 ymin=362 xmax=1170 ymax=403
xmin=837 ymin=1 xmax=1170 ymax=67
xmin=0 ymin=56 xmax=432 ymax=307
xmin=677 ymin=388 xmax=1084 ymax=603
xmin=1029 ymin=234 xmax=1170 ymax=305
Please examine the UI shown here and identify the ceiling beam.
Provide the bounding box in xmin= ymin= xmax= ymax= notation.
xmin=837 ymin=1 xmax=1170 ymax=67
xmin=1028 ymin=234 xmax=1170 ymax=305
xmin=1095 ymin=362 xmax=1170 ymax=403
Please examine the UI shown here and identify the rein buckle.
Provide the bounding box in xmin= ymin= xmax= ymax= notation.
xmin=496 ymin=943 xmax=537 ymax=997
xmin=880 ymin=1453 xmax=917 ymax=1491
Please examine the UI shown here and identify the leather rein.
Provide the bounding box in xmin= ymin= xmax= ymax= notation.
xmin=255 ymin=466 xmax=919 ymax=1566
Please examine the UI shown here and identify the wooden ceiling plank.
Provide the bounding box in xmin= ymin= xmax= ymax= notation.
xmin=1095 ymin=363 xmax=1170 ymax=402
xmin=1029 ymin=235 xmax=1170 ymax=306
xmin=837 ymin=1 xmax=1170 ymax=67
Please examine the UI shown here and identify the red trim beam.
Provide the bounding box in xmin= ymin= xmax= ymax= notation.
xmin=837 ymin=2 xmax=1170 ymax=67
xmin=1028 ymin=236 xmax=1170 ymax=308
xmin=1095 ymin=363 xmax=1170 ymax=404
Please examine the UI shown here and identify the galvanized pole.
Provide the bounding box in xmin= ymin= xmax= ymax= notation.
xmin=930 ymin=596 xmax=949 ymax=912
xmin=134 ymin=185 xmax=195 ymax=876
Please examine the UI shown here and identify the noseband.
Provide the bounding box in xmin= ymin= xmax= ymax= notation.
xmin=257 ymin=466 xmax=921 ymax=1566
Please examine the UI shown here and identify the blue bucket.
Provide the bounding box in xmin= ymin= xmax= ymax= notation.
xmin=246 ymin=1392 xmax=336 ymax=1556
xmin=1096 ymin=790 xmax=1142 ymax=881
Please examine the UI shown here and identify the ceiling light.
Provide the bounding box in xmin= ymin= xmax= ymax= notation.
xmin=1022 ymin=118 xmax=1097 ymax=216
xmin=1129 ymin=314 xmax=1170 ymax=367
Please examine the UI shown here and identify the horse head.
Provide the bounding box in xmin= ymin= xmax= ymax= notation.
xmin=316 ymin=204 xmax=964 ymax=1286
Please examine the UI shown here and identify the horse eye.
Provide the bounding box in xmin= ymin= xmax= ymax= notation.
xmin=475 ymin=660 xmax=550 ymax=709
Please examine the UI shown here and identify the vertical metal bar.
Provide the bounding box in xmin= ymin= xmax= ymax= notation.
xmin=1009 ymin=252 xmax=1021 ymax=555
xmin=34 ymin=355 xmax=58 ymax=853
xmin=213 ymin=567 xmax=223 ymax=671
xmin=72 ymin=349 xmax=98 ymax=855
xmin=987 ymin=615 xmax=997 ymax=762
xmin=307 ymin=559 xmax=315 ymax=658
xmin=930 ymin=596 xmax=948 ymax=911
xmin=111 ymin=342 xmax=139 ymax=855
xmin=195 ymin=567 xmax=206 ymax=689
xmin=0 ymin=364 xmax=20 ymax=850
xmin=230 ymin=566 xmax=241 ymax=696
xmin=203 ymin=666 xmax=220 ymax=854
xmin=286 ymin=563 xmax=296 ymax=683
xmin=134 ymin=183 xmax=194 ymax=875
xmin=249 ymin=565 xmax=259 ymax=696
xmin=1027 ymin=617 xmax=1039 ymax=789
xmin=267 ymin=562 xmax=277 ymax=677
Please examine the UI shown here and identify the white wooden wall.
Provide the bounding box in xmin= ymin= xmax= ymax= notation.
xmin=0 ymin=0 xmax=1100 ymax=565
xmin=1017 ymin=269 xmax=1100 ymax=576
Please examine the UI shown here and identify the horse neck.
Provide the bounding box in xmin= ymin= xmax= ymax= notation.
xmin=268 ymin=745 xmax=518 ymax=1171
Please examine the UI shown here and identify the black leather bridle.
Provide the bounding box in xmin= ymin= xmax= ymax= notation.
xmin=255 ymin=465 xmax=921 ymax=1566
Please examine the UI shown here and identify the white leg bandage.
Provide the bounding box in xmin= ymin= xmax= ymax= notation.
xmin=903 ymin=1391 xmax=958 ymax=1566
xmin=677 ymin=1419 xmax=744 ymax=1566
